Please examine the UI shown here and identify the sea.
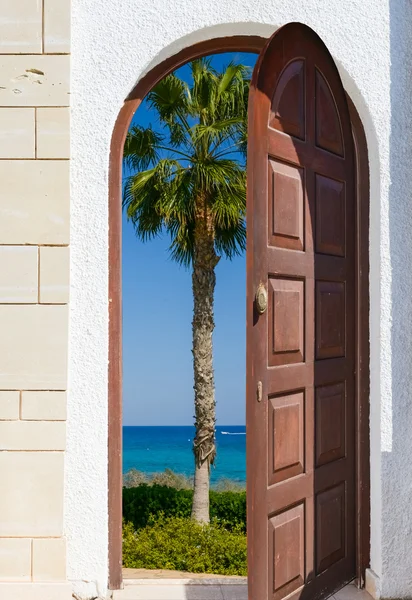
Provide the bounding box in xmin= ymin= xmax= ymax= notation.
xmin=123 ymin=425 xmax=246 ymax=485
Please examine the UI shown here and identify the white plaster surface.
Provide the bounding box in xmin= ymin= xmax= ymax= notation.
xmin=68 ymin=0 xmax=412 ymax=597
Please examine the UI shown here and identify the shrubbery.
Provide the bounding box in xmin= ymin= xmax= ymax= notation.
xmin=122 ymin=516 xmax=247 ymax=576
xmin=123 ymin=468 xmax=193 ymax=490
xmin=123 ymin=468 xmax=245 ymax=492
xmin=122 ymin=480 xmax=247 ymax=575
xmin=123 ymin=484 xmax=246 ymax=532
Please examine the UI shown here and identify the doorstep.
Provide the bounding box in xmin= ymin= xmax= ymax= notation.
xmin=114 ymin=578 xmax=247 ymax=600
xmin=113 ymin=580 xmax=373 ymax=600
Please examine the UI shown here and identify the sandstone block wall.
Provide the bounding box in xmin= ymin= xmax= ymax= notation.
xmin=0 ymin=1 xmax=71 ymax=598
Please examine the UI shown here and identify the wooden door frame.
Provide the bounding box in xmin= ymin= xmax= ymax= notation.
xmin=107 ymin=33 xmax=370 ymax=591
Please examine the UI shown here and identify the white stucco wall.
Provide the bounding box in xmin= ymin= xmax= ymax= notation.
xmin=68 ymin=0 xmax=412 ymax=597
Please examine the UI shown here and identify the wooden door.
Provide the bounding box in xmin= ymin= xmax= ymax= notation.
xmin=246 ymin=23 xmax=356 ymax=600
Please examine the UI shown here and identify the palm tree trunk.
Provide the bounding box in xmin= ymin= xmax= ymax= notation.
xmin=192 ymin=460 xmax=210 ymax=523
xmin=191 ymin=208 xmax=219 ymax=523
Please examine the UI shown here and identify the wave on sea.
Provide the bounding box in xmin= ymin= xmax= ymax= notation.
xmin=220 ymin=431 xmax=246 ymax=435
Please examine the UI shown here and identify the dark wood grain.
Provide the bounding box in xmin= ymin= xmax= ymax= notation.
xmin=348 ymin=96 xmax=371 ymax=588
xmin=247 ymin=23 xmax=362 ymax=600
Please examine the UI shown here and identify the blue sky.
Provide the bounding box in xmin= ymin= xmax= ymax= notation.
xmin=122 ymin=52 xmax=258 ymax=426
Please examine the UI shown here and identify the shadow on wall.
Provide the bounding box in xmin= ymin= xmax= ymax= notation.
xmin=136 ymin=22 xmax=276 ymax=85
xmin=385 ymin=0 xmax=412 ymax=596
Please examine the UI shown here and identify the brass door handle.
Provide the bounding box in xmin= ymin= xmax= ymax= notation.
xmin=255 ymin=283 xmax=268 ymax=314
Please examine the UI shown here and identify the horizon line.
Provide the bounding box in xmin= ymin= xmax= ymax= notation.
xmin=123 ymin=424 xmax=246 ymax=427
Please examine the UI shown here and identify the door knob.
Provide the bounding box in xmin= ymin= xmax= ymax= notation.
xmin=255 ymin=283 xmax=268 ymax=314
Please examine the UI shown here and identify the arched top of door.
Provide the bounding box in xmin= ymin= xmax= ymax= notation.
xmin=110 ymin=33 xmax=366 ymax=161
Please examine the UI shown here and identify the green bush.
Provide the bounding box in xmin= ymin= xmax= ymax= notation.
xmin=123 ymin=484 xmax=246 ymax=532
xmin=209 ymin=488 xmax=246 ymax=530
xmin=122 ymin=516 xmax=247 ymax=575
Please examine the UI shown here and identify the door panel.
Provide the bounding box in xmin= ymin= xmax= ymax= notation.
xmin=247 ymin=23 xmax=356 ymax=600
xmin=269 ymin=503 xmax=305 ymax=600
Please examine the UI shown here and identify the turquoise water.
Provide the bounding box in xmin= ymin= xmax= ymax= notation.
xmin=123 ymin=425 xmax=246 ymax=485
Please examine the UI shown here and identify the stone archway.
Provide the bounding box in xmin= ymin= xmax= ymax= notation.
xmin=107 ymin=33 xmax=370 ymax=592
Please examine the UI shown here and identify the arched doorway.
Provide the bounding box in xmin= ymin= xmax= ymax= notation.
xmin=108 ymin=26 xmax=370 ymax=598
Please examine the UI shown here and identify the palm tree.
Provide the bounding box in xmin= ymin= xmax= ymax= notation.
xmin=123 ymin=58 xmax=249 ymax=523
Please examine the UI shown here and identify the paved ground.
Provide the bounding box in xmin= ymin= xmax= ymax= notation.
xmin=113 ymin=577 xmax=373 ymax=600
xmin=123 ymin=568 xmax=246 ymax=581
xmin=114 ymin=579 xmax=247 ymax=600
xmin=333 ymin=584 xmax=373 ymax=600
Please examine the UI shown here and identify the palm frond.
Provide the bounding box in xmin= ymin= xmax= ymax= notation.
xmin=147 ymin=74 xmax=188 ymax=123
xmin=214 ymin=219 xmax=246 ymax=260
xmin=147 ymin=74 xmax=191 ymax=147
xmin=123 ymin=125 xmax=164 ymax=171
xmin=190 ymin=58 xmax=218 ymax=121
xmin=217 ymin=63 xmax=250 ymax=99
xmin=192 ymin=117 xmax=244 ymax=151
xmin=215 ymin=63 xmax=250 ymax=120
xmin=211 ymin=183 xmax=246 ymax=230
xmin=123 ymin=158 xmax=190 ymax=241
xmin=123 ymin=57 xmax=252 ymax=265
xmin=192 ymin=157 xmax=245 ymax=194
xmin=167 ymin=219 xmax=195 ymax=267
xmin=210 ymin=165 xmax=246 ymax=260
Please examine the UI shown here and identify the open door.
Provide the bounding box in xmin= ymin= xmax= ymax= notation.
xmin=246 ymin=23 xmax=356 ymax=600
